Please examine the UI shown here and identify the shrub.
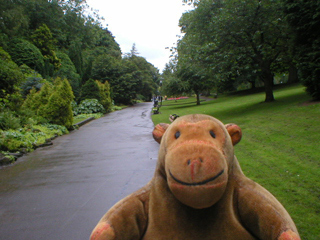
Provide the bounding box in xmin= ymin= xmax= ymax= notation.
xmin=41 ymin=78 xmax=74 ymax=129
xmin=0 ymin=124 xmax=68 ymax=152
xmin=0 ymin=110 xmax=21 ymax=130
xmin=55 ymin=51 xmax=81 ymax=99
xmin=0 ymin=47 xmax=24 ymax=97
xmin=20 ymin=76 xmax=43 ymax=97
xmin=7 ymin=38 xmax=44 ymax=72
xmin=74 ymin=99 xmax=105 ymax=115
xmin=80 ymin=79 xmax=101 ymax=102
xmin=22 ymin=81 xmax=53 ymax=114
xmin=96 ymin=80 xmax=112 ymax=112
xmin=31 ymin=24 xmax=61 ymax=70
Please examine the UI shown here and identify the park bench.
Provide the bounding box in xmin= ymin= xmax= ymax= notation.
xmin=153 ymin=105 xmax=160 ymax=114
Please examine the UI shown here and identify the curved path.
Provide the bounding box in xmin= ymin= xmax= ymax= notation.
xmin=0 ymin=102 xmax=159 ymax=240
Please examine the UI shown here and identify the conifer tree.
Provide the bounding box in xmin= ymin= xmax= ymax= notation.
xmin=31 ymin=24 xmax=61 ymax=71
xmin=96 ymin=80 xmax=112 ymax=112
xmin=41 ymin=78 xmax=74 ymax=129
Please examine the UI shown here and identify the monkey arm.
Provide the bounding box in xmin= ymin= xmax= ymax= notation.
xmin=90 ymin=183 xmax=151 ymax=240
xmin=236 ymin=179 xmax=300 ymax=240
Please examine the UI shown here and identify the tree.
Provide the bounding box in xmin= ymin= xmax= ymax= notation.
xmin=177 ymin=61 xmax=211 ymax=105
xmin=20 ymin=76 xmax=43 ymax=98
xmin=41 ymin=78 xmax=74 ymax=129
xmin=6 ymin=38 xmax=44 ymax=72
xmin=91 ymin=54 xmax=121 ymax=83
xmin=68 ymin=39 xmax=84 ymax=77
xmin=178 ymin=0 xmax=291 ymax=102
xmin=31 ymin=24 xmax=61 ymax=71
xmin=129 ymin=43 xmax=140 ymax=57
xmin=23 ymin=81 xmax=53 ymax=114
xmin=0 ymin=47 xmax=24 ymax=98
xmin=284 ymin=0 xmax=320 ymax=100
xmin=0 ymin=0 xmax=28 ymax=38
xmin=111 ymin=73 xmax=138 ymax=105
xmin=162 ymin=77 xmax=187 ymax=99
xmin=96 ymin=80 xmax=112 ymax=112
xmin=55 ymin=51 xmax=81 ymax=99
xmin=80 ymin=79 xmax=101 ymax=102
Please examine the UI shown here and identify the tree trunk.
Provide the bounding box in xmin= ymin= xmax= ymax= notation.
xmin=249 ymin=80 xmax=256 ymax=89
xmin=196 ymin=92 xmax=201 ymax=105
xmin=288 ymin=64 xmax=299 ymax=83
xmin=260 ymin=62 xmax=275 ymax=102
xmin=263 ymin=73 xmax=275 ymax=102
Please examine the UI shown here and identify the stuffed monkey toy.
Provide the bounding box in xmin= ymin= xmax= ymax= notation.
xmin=90 ymin=114 xmax=300 ymax=240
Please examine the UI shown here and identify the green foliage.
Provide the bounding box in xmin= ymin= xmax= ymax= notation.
xmin=0 ymin=0 xmax=160 ymax=133
xmin=41 ymin=78 xmax=74 ymax=129
xmin=91 ymin=54 xmax=121 ymax=82
xmin=55 ymin=51 xmax=81 ymax=98
xmin=96 ymin=80 xmax=112 ymax=112
xmin=0 ymin=47 xmax=24 ymax=97
xmin=68 ymin=40 xmax=83 ymax=77
xmin=23 ymin=82 xmax=53 ymax=114
xmin=6 ymin=38 xmax=44 ymax=72
xmin=19 ymin=64 xmax=42 ymax=78
xmin=177 ymin=0 xmax=290 ymax=102
xmin=0 ymin=88 xmax=24 ymax=112
xmin=0 ymin=124 xmax=68 ymax=152
xmin=22 ymin=78 xmax=74 ymax=129
xmin=162 ymin=76 xmax=188 ymax=98
xmin=0 ymin=110 xmax=21 ymax=130
xmin=111 ymin=73 xmax=138 ymax=105
xmin=80 ymin=79 xmax=100 ymax=102
xmin=20 ymin=76 xmax=43 ymax=97
xmin=74 ymin=99 xmax=105 ymax=115
xmin=31 ymin=24 xmax=61 ymax=70
xmin=284 ymin=0 xmax=320 ymax=100
xmin=73 ymin=113 xmax=103 ymax=124
xmin=0 ymin=1 xmax=28 ymax=37
xmin=110 ymin=54 xmax=159 ymax=104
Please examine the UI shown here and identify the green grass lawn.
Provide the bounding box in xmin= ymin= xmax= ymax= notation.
xmin=152 ymin=84 xmax=320 ymax=239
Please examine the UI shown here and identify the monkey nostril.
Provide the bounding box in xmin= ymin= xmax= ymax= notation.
xmin=187 ymin=160 xmax=191 ymax=165
xmin=199 ymin=158 xmax=203 ymax=163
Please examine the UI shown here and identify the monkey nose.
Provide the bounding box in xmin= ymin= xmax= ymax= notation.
xmin=188 ymin=158 xmax=203 ymax=181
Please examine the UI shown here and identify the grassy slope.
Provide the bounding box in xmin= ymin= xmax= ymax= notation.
xmin=152 ymin=85 xmax=320 ymax=239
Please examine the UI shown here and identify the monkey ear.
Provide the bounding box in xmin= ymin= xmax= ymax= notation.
xmin=225 ymin=124 xmax=242 ymax=146
xmin=152 ymin=123 xmax=170 ymax=144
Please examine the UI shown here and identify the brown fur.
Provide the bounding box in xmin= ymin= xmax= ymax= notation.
xmin=91 ymin=114 xmax=300 ymax=240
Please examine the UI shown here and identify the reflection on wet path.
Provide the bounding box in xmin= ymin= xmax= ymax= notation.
xmin=0 ymin=102 xmax=159 ymax=240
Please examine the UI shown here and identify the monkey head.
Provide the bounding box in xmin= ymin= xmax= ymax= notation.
xmin=153 ymin=114 xmax=242 ymax=209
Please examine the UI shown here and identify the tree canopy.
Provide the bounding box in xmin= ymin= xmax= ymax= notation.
xmin=162 ymin=0 xmax=319 ymax=102
xmin=0 ymin=0 xmax=160 ymax=107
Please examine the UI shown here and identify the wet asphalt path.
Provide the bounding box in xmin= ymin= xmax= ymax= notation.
xmin=0 ymin=102 xmax=159 ymax=240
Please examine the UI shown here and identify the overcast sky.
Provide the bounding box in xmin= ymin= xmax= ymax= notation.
xmin=86 ymin=0 xmax=192 ymax=72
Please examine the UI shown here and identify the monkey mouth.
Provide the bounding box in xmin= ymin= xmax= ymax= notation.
xmin=169 ymin=170 xmax=224 ymax=186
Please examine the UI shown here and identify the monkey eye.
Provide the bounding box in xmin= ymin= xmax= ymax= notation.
xmin=175 ymin=131 xmax=181 ymax=139
xmin=210 ymin=130 xmax=216 ymax=138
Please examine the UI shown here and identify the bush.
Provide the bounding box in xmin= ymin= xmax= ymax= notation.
xmin=96 ymin=80 xmax=112 ymax=112
xmin=80 ymin=79 xmax=101 ymax=102
xmin=55 ymin=52 xmax=81 ymax=99
xmin=22 ymin=82 xmax=53 ymax=114
xmin=20 ymin=76 xmax=43 ymax=97
xmin=0 ymin=47 xmax=24 ymax=97
xmin=74 ymin=99 xmax=105 ymax=115
xmin=0 ymin=110 xmax=21 ymax=130
xmin=300 ymin=61 xmax=320 ymax=100
xmin=0 ymin=124 xmax=68 ymax=152
xmin=41 ymin=78 xmax=74 ymax=129
xmin=7 ymin=38 xmax=44 ymax=72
